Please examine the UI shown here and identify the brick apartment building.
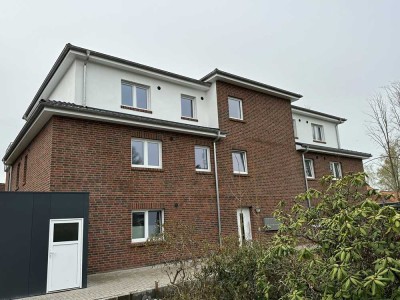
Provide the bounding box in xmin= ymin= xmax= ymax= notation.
xmin=2 ymin=44 xmax=371 ymax=292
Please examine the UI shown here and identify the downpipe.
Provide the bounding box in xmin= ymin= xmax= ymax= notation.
xmin=82 ymin=50 xmax=90 ymax=107
xmin=301 ymin=146 xmax=311 ymax=208
xmin=213 ymin=131 xmax=222 ymax=247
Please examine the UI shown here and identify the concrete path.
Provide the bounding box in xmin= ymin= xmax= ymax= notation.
xmin=21 ymin=264 xmax=171 ymax=300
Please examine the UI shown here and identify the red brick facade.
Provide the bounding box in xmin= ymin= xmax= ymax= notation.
xmin=215 ymin=82 xmax=307 ymax=239
xmin=7 ymin=119 xmax=53 ymax=192
xmin=304 ymin=152 xmax=364 ymax=190
xmin=4 ymin=81 xmax=366 ymax=274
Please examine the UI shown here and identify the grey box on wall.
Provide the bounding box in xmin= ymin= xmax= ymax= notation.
xmin=263 ymin=217 xmax=280 ymax=231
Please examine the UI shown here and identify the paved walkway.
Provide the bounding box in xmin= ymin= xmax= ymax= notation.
xmin=21 ymin=264 xmax=171 ymax=300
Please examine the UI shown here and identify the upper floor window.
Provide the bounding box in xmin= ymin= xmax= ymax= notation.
xmin=23 ymin=154 xmax=28 ymax=185
xmin=132 ymin=210 xmax=163 ymax=243
xmin=181 ymin=95 xmax=196 ymax=119
xmin=121 ymin=81 xmax=150 ymax=110
xmin=304 ymin=159 xmax=315 ymax=179
xmin=131 ymin=138 xmax=162 ymax=169
xmin=195 ymin=146 xmax=210 ymax=172
xmin=232 ymin=150 xmax=247 ymax=174
xmin=330 ymin=162 xmax=342 ymax=179
xmin=228 ymin=97 xmax=243 ymax=120
xmin=293 ymin=119 xmax=298 ymax=138
xmin=16 ymin=162 xmax=21 ymax=189
xmin=312 ymin=124 xmax=325 ymax=142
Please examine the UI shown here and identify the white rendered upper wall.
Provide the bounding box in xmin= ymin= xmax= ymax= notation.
xmin=292 ymin=111 xmax=340 ymax=148
xmin=49 ymin=59 xmax=219 ymax=129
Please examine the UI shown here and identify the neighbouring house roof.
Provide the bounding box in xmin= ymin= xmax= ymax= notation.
xmin=201 ymin=68 xmax=303 ymax=101
xmin=291 ymin=105 xmax=347 ymax=123
xmin=4 ymin=100 xmax=225 ymax=165
xmin=296 ymin=142 xmax=372 ymax=159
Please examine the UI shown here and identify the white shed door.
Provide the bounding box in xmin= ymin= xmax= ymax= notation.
xmin=237 ymin=208 xmax=252 ymax=244
xmin=47 ymin=219 xmax=83 ymax=293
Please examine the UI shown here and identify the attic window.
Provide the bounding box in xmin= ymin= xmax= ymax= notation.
xmin=312 ymin=124 xmax=325 ymax=142
xmin=121 ymin=82 xmax=150 ymax=110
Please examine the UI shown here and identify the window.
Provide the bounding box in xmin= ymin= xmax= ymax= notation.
xmin=23 ymin=154 xmax=28 ymax=185
xmin=181 ymin=95 xmax=195 ymax=119
xmin=53 ymin=223 xmax=79 ymax=242
xmin=312 ymin=124 xmax=325 ymax=142
xmin=121 ymin=82 xmax=150 ymax=110
xmin=304 ymin=159 xmax=315 ymax=179
xmin=232 ymin=151 xmax=248 ymax=174
xmin=330 ymin=162 xmax=342 ymax=179
xmin=293 ymin=119 xmax=298 ymax=138
xmin=131 ymin=139 xmax=162 ymax=168
xmin=195 ymin=146 xmax=210 ymax=172
xmin=16 ymin=162 xmax=20 ymax=189
xmin=132 ymin=210 xmax=163 ymax=243
xmin=228 ymin=97 xmax=243 ymax=120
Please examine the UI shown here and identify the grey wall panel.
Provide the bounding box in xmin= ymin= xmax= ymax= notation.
xmin=28 ymin=194 xmax=52 ymax=296
xmin=0 ymin=193 xmax=33 ymax=300
xmin=50 ymin=193 xmax=86 ymax=219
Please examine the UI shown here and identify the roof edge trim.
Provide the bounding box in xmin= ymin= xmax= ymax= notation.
xmin=201 ymin=69 xmax=302 ymax=100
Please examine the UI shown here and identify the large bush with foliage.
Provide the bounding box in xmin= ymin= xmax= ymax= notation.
xmin=164 ymin=173 xmax=400 ymax=300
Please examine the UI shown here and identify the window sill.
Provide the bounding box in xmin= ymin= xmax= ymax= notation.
xmin=229 ymin=118 xmax=246 ymax=123
xmin=130 ymin=240 xmax=165 ymax=248
xmin=313 ymin=140 xmax=326 ymax=144
xmin=181 ymin=116 xmax=198 ymax=122
xmin=233 ymin=173 xmax=249 ymax=177
xmin=121 ymin=105 xmax=152 ymax=114
xmin=196 ymin=170 xmax=213 ymax=175
xmin=131 ymin=167 xmax=164 ymax=172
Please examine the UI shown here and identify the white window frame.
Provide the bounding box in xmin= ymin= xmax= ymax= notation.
xmin=181 ymin=95 xmax=196 ymax=119
xmin=131 ymin=138 xmax=162 ymax=169
xmin=232 ymin=150 xmax=248 ymax=174
xmin=228 ymin=97 xmax=243 ymax=120
xmin=330 ymin=162 xmax=342 ymax=179
xmin=312 ymin=124 xmax=325 ymax=142
xmin=304 ymin=158 xmax=315 ymax=179
xmin=195 ymin=146 xmax=211 ymax=172
xmin=131 ymin=210 xmax=164 ymax=243
xmin=293 ymin=119 xmax=298 ymax=138
xmin=121 ymin=81 xmax=151 ymax=110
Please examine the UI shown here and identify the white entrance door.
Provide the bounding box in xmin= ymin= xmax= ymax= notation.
xmin=237 ymin=208 xmax=252 ymax=244
xmin=47 ymin=218 xmax=83 ymax=293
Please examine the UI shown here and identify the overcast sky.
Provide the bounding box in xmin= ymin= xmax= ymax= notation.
xmin=0 ymin=0 xmax=399 ymax=182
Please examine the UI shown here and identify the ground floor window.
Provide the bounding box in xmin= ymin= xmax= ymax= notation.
xmin=131 ymin=210 xmax=163 ymax=243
